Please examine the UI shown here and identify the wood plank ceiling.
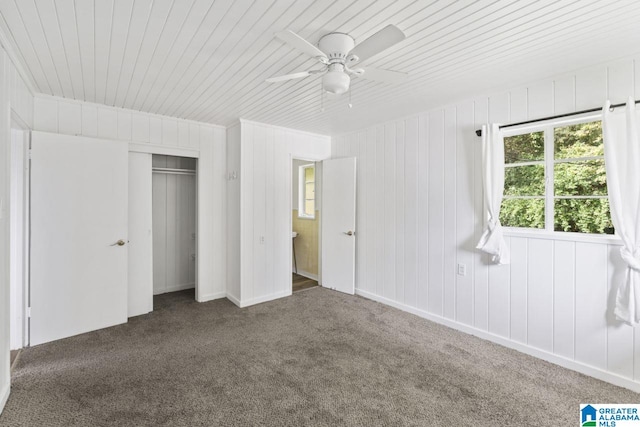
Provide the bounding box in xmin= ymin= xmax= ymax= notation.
xmin=2 ymin=0 xmax=640 ymax=135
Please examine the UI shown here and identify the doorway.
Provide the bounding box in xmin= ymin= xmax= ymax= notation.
xmin=152 ymin=155 xmax=197 ymax=300
xmin=291 ymin=158 xmax=321 ymax=292
xmin=9 ymin=118 xmax=29 ymax=352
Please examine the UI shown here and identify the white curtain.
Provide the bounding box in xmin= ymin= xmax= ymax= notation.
xmin=476 ymin=123 xmax=510 ymax=265
xmin=603 ymin=97 xmax=640 ymax=326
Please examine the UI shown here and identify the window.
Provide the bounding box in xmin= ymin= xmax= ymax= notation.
xmin=298 ymin=164 xmax=315 ymax=219
xmin=500 ymin=119 xmax=613 ymax=234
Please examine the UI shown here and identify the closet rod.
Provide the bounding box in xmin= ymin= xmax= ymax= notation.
xmin=474 ymin=99 xmax=640 ymax=137
xmin=152 ymin=167 xmax=196 ymax=176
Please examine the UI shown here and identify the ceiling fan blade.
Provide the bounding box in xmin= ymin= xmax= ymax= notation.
xmin=275 ymin=30 xmax=328 ymax=61
xmin=265 ymin=71 xmax=311 ymax=83
xmin=358 ymin=67 xmax=408 ymax=84
xmin=348 ymin=25 xmax=406 ymax=64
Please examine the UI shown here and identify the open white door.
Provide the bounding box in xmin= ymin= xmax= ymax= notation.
xmin=30 ymin=132 xmax=128 ymax=345
xmin=321 ymin=157 xmax=356 ymax=295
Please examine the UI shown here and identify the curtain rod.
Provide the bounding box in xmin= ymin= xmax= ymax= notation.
xmin=474 ymin=99 xmax=640 ymax=137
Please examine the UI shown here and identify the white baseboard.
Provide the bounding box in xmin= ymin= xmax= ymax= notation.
xmin=355 ymin=288 xmax=640 ymax=393
xmin=293 ymin=270 xmax=318 ymax=280
xmin=197 ymin=291 xmax=226 ymax=303
xmin=226 ymin=293 xmax=241 ymax=307
xmin=234 ymin=290 xmax=291 ymax=308
xmin=0 ymin=380 xmax=9 ymax=415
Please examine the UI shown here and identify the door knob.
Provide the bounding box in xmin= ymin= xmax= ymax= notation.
xmin=112 ymin=239 xmax=126 ymax=246
xmin=343 ymin=231 xmax=354 ymax=236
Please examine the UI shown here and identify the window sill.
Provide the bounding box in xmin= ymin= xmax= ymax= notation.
xmin=297 ymin=215 xmax=316 ymax=221
xmin=503 ymin=227 xmax=622 ymax=245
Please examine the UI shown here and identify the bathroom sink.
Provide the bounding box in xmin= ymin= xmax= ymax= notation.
xmin=292 ymin=231 xmax=298 ymax=238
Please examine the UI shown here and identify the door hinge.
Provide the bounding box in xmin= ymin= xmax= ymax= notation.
xmin=26 ymin=307 xmax=31 ymax=318
xmin=28 ymin=149 xmax=32 ymax=159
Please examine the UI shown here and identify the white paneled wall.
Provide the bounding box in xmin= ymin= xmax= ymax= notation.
xmin=1 ymin=47 xmax=34 ymax=413
xmin=33 ymin=94 xmax=202 ymax=150
xmin=152 ymin=156 xmax=196 ymax=295
xmin=227 ymin=120 xmax=330 ymax=307
xmin=333 ymin=56 xmax=640 ymax=391
xmin=32 ymin=94 xmax=227 ymax=304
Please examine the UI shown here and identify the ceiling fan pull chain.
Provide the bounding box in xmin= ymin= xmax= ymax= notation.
xmin=348 ymin=85 xmax=353 ymax=109
xmin=320 ymin=84 xmax=325 ymax=112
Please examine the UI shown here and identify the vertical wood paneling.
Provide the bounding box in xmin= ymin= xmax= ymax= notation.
xmin=265 ymin=129 xmax=275 ymax=296
xmin=236 ymin=122 xmax=330 ymax=306
xmin=273 ymin=129 xmax=288 ymax=295
xmin=178 ymin=122 xmax=189 ymax=148
xmin=395 ymin=122 xmax=405 ymax=304
xmin=508 ymin=237 xmax=528 ymax=344
xmin=162 ymin=118 xmax=178 ymax=146
xmin=575 ymin=242 xmax=608 ymax=370
xmin=241 ymin=124 xmax=254 ymax=299
xmin=489 ymin=92 xmax=510 ymax=123
xmin=473 ymin=99 xmax=488 ymax=330
xmin=384 ymin=123 xmax=396 ymax=301
xmin=607 ymin=245 xmax=634 ymax=379
xmin=82 ymin=104 xmax=98 ymax=137
xmin=443 ymin=107 xmax=456 ymax=319
xmin=527 ymin=239 xmax=553 ymax=352
xmin=455 ymin=103 xmax=474 ymax=326
xmin=58 ymin=101 xmax=81 ymax=135
xmin=404 ymin=118 xmax=418 ymax=307
xmin=417 ymin=114 xmax=429 ymax=311
xmin=252 ymin=129 xmax=266 ymax=302
xmin=375 ymin=126 xmax=386 ymax=298
xmin=607 ymin=59 xmax=635 ymax=105
xmin=188 ymin=124 xmax=200 ymax=149
xmin=553 ymin=240 xmax=575 ymax=359
xmin=510 ymin=88 xmax=528 ymax=122
xmin=132 ymin=113 xmax=150 ymax=142
xmin=34 ymin=97 xmax=58 ymax=132
xmin=97 ymin=108 xmax=117 ymax=139
xmin=488 ymin=252 xmax=510 ymax=339
xmin=333 ymin=56 xmax=640 ymax=390
xmin=357 ymin=131 xmax=367 ymax=293
xmin=149 ymin=117 xmax=162 ymax=144
xmin=575 ymin=66 xmax=607 ymax=110
xmin=428 ymin=110 xmax=444 ymax=316
xmin=527 ymin=81 xmax=554 ymax=119
xmin=554 ymin=76 xmax=575 ymax=114
xmin=117 ymin=111 xmax=132 ymax=141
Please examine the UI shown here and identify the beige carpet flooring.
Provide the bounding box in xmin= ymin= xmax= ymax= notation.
xmin=1 ymin=287 xmax=638 ymax=426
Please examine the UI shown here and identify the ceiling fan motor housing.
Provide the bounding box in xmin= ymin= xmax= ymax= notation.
xmin=318 ymin=33 xmax=355 ymax=94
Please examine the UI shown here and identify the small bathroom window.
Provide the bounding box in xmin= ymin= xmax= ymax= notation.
xmin=298 ymin=164 xmax=315 ymax=219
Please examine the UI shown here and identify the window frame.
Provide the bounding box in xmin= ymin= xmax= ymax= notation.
xmin=298 ymin=163 xmax=315 ymax=219
xmin=500 ymin=112 xmax=618 ymax=242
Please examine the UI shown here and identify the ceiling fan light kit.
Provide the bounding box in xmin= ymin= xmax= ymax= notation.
xmin=267 ymin=25 xmax=408 ymax=97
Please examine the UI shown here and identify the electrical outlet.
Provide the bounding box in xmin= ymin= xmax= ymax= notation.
xmin=260 ymin=236 xmax=265 ymax=244
xmin=457 ymin=263 xmax=466 ymax=276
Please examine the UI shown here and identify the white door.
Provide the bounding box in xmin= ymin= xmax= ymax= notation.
xmin=321 ymin=157 xmax=356 ymax=294
xmin=30 ymin=132 xmax=129 ymax=345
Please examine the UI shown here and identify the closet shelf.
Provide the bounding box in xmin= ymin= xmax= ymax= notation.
xmin=152 ymin=167 xmax=196 ymax=176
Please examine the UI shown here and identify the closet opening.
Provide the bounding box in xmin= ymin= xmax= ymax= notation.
xmin=291 ymin=158 xmax=321 ymax=292
xmin=152 ymin=155 xmax=197 ymax=302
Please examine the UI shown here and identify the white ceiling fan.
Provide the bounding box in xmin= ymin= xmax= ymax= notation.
xmin=266 ymin=25 xmax=408 ymax=95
